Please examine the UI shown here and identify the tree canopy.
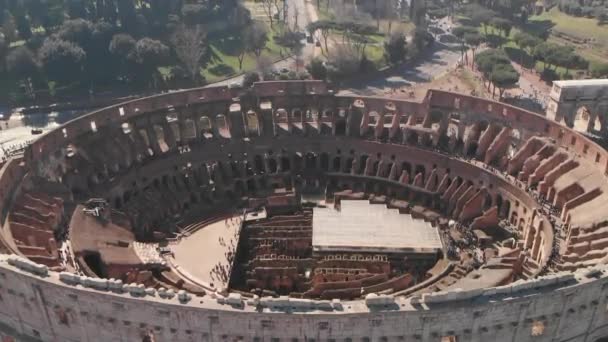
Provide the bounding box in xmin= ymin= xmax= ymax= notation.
xmin=39 ymin=38 xmax=86 ymax=84
xmin=384 ymin=32 xmax=408 ymax=65
xmin=6 ymin=46 xmax=38 ymax=80
xmin=306 ymin=57 xmax=327 ymax=80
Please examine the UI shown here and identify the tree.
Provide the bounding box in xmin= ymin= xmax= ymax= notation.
xmin=326 ymin=44 xmax=360 ymax=81
xmin=39 ymin=38 xmax=86 ymax=84
xmin=56 ymin=19 xmax=93 ymax=48
xmin=475 ymin=49 xmax=510 ymax=89
xmin=590 ymin=62 xmax=608 ymax=78
xmin=384 ymin=31 xmax=407 ymax=65
xmin=534 ymin=42 xmax=559 ymax=71
xmin=1 ymin=13 xmax=17 ymax=43
xmin=534 ymin=42 xmax=582 ymax=74
xmin=246 ymin=21 xmax=268 ymax=58
xmin=453 ymin=26 xmax=477 ymax=62
xmin=117 ymin=0 xmax=138 ymax=34
xmin=490 ymin=17 xmax=512 ymax=37
xmin=513 ymin=32 xmax=541 ymax=66
xmin=463 ymin=4 xmax=496 ymax=33
xmin=14 ymin=12 xmax=32 ymax=40
xmin=0 ymin=33 xmax=6 ymax=71
xmin=307 ymin=20 xmax=336 ymax=55
xmin=66 ymin=0 xmax=87 ymax=19
xmin=110 ymin=33 xmax=136 ymax=58
xmin=306 ymin=57 xmax=327 ymax=80
xmin=133 ymin=37 xmax=170 ymax=87
xmin=491 ymin=63 xmax=519 ymax=99
xmin=464 ymin=32 xmax=483 ymax=68
xmin=109 ymin=33 xmax=136 ymax=79
xmin=412 ymin=27 xmax=434 ymax=52
xmin=87 ymin=21 xmax=116 ymax=83
xmin=236 ymin=20 xmax=269 ymax=70
xmin=171 ymin=24 xmax=206 ymax=83
xmin=181 ymin=3 xmax=208 ymax=26
xmin=6 ymin=46 xmax=38 ymax=81
xmin=242 ymin=71 xmax=260 ymax=88
xmin=260 ymin=0 xmax=281 ymax=28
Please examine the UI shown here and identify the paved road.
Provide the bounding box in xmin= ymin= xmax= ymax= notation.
xmin=339 ymin=17 xmax=462 ymax=96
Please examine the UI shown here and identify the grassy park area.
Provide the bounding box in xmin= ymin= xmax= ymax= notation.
xmin=201 ymin=27 xmax=284 ymax=83
xmin=530 ymin=8 xmax=608 ymax=67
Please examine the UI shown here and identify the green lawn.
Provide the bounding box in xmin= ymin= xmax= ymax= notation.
xmin=531 ymin=8 xmax=608 ymax=46
xmin=473 ymin=17 xmax=601 ymax=79
xmin=530 ymin=8 xmax=608 ymax=63
xmin=196 ymin=25 xmax=285 ymax=83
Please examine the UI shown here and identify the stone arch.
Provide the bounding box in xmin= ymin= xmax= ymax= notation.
xmin=280 ymin=155 xmax=291 ymax=172
xmin=247 ymin=179 xmax=257 ymax=195
xmin=305 ymin=152 xmax=317 ymax=169
xmin=268 ymin=157 xmax=278 ymax=173
xmin=152 ymin=124 xmax=168 ymax=153
xmin=234 ymin=179 xmax=247 ymax=195
xmin=332 ymin=156 xmax=341 ymax=172
xmin=385 ymin=162 xmax=394 ymax=178
xmin=306 ymin=108 xmax=318 ymax=122
xmin=368 ymin=111 xmax=380 ymax=125
xmin=216 ymin=114 xmax=230 ymax=138
xmin=293 ymin=152 xmax=303 ymax=171
xmin=230 ymin=161 xmax=241 ymax=178
xmin=446 ymin=123 xmax=460 ymax=142
xmin=495 ymin=193 xmax=503 ymax=211
xmin=254 ymin=155 xmax=265 ymax=174
xmin=123 ymin=190 xmax=132 ymax=204
xmin=499 ymin=200 xmax=511 ymax=219
xmin=275 ymin=108 xmax=288 ymax=123
xmin=245 ymin=111 xmax=260 ymax=136
xmin=182 ymin=119 xmax=197 ymax=140
xmin=320 ymin=153 xmax=329 ymax=171
xmin=121 ymin=122 xmax=132 ymax=134
xmin=335 ymin=116 xmax=347 ymax=135
xmin=372 ymin=159 xmax=380 ymax=176
xmin=114 ymin=197 xmax=122 ymax=209
xmin=292 ymin=108 xmax=304 ymax=123
xmin=428 ymin=109 xmax=444 ymax=125
xmin=483 ymin=191 xmax=493 ymax=210
xmin=199 ymin=116 xmax=212 ymax=136
xmin=359 ymin=155 xmax=369 ymax=174
xmin=343 ymin=157 xmax=354 ymax=173
xmin=414 ymin=164 xmax=426 ymax=180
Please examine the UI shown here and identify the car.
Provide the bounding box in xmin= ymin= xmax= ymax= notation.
xmin=31 ymin=128 xmax=43 ymax=135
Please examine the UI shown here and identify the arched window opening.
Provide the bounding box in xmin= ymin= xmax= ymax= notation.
xmin=245 ymin=111 xmax=260 ymax=136
xmin=216 ymin=114 xmax=230 ymax=138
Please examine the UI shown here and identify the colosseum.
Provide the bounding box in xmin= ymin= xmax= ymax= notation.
xmin=1 ymin=80 xmax=608 ymax=342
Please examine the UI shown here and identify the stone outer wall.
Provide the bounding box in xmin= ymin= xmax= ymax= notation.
xmin=2 ymin=256 xmax=608 ymax=342
xmin=1 ymin=81 xmax=608 ymax=341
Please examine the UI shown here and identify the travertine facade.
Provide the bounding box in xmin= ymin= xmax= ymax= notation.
xmin=0 ymin=81 xmax=608 ymax=342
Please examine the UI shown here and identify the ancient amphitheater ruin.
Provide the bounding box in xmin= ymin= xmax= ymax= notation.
xmin=1 ymin=80 xmax=608 ymax=342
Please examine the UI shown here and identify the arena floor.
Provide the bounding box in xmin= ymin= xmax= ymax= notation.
xmin=170 ymin=217 xmax=240 ymax=289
